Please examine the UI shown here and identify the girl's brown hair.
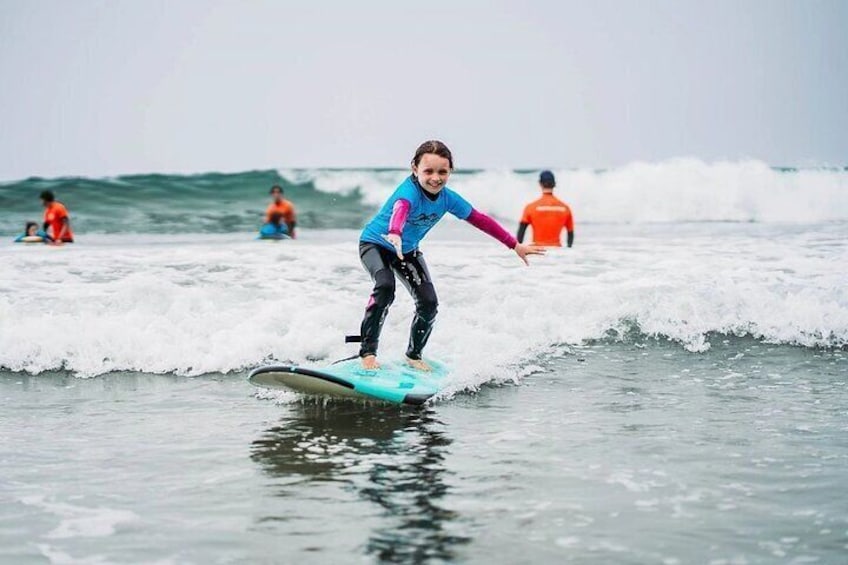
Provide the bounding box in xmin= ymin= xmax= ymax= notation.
xmin=411 ymin=140 xmax=454 ymax=169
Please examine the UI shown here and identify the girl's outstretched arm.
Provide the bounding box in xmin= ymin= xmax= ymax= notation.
xmin=465 ymin=209 xmax=545 ymax=265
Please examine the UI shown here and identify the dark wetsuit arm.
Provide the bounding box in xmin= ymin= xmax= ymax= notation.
xmin=567 ymin=230 xmax=574 ymax=248
xmin=517 ymin=222 xmax=529 ymax=244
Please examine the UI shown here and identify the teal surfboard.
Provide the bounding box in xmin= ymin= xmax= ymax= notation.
xmin=248 ymin=358 xmax=449 ymax=406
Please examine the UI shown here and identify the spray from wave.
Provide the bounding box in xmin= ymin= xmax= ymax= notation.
xmin=283 ymin=158 xmax=848 ymax=224
xmin=1 ymin=223 xmax=846 ymax=383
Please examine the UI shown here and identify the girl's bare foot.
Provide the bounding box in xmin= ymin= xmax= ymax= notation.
xmin=405 ymin=357 xmax=431 ymax=371
xmin=361 ymin=355 xmax=380 ymax=370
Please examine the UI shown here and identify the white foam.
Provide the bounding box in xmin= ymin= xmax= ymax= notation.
xmin=1 ymin=223 xmax=846 ymax=395
xmin=282 ymin=159 xmax=848 ymax=223
xmin=37 ymin=545 xmax=112 ymax=565
xmin=278 ymin=168 xmax=406 ymax=206
xmin=20 ymin=495 xmax=137 ymax=539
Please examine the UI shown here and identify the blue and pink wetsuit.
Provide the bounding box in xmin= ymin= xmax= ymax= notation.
xmin=358 ymin=175 xmax=517 ymax=360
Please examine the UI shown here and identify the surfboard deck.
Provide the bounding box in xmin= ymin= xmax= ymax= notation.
xmin=248 ymin=358 xmax=449 ymax=405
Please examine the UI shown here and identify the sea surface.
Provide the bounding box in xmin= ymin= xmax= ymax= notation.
xmin=1 ymin=161 xmax=847 ymax=563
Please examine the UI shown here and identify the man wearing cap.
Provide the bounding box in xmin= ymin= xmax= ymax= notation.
xmin=516 ymin=171 xmax=574 ymax=247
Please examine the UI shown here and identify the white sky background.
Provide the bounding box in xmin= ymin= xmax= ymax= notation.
xmin=0 ymin=0 xmax=846 ymax=179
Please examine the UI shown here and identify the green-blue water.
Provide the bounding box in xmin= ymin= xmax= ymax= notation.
xmin=0 ymin=170 xmax=375 ymax=235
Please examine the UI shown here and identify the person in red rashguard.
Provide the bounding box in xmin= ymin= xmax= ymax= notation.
xmin=264 ymin=185 xmax=297 ymax=238
xmin=40 ymin=190 xmax=74 ymax=244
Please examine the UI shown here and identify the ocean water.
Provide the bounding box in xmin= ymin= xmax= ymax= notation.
xmin=2 ymin=159 xmax=847 ymax=237
xmin=1 ymin=161 xmax=847 ymax=563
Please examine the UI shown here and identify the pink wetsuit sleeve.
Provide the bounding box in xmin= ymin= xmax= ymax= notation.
xmin=388 ymin=199 xmax=411 ymax=235
xmin=466 ymin=208 xmax=518 ymax=249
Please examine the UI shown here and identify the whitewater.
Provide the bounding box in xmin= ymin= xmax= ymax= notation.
xmin=1 ymin=221 xmax=846 ymax=388
xmin=293 ymin=159 xmax=848 ymax=224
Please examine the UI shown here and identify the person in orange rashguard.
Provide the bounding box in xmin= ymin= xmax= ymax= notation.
xmin=264 ymin=185 xmax=297 ymax=238
xmin=40 ymin=190 xmax=74 ymax=244
xmin=516 ymin=170 xmax=574 ymax=247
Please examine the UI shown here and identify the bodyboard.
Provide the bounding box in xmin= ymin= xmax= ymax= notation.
xmin=15 ymin=235 xmax=48 ymax=243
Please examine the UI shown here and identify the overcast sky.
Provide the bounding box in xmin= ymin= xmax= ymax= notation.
xmin=0 ymin=0 xmax=845 ymax=179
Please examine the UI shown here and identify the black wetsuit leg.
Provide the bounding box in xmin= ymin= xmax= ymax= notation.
xmin=358 ymin=242 xmax=438 ymax=360
xmin=392 ymin=249 xmax=438 ymax=360
xmin=359 ymin=242 xmax=396 ymax=358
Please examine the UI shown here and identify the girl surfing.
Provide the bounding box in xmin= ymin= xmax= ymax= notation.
xmin=357 ymin=140 xmax=545 ymax=370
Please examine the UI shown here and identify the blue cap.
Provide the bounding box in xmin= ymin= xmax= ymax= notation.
xmin=539 ymin=170 xmax=555 ymax=187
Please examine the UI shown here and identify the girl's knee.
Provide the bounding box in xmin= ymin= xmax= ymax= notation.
xmin=372 ymin=269 xmax=396 ymax=308
xmin=417 ymin=284 xmax=438 ymax=319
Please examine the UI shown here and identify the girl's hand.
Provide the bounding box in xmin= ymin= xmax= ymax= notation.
xmin=514 ymin=243 xmax=545 ymax=265
xmin=382 ymin=233 xmax=404 ymax=260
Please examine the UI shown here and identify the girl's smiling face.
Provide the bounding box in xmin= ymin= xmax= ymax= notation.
xmin=412 ymin=153 xmax=451 ymax=195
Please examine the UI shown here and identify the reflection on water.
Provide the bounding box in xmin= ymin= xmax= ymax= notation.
xmin=251 ymin=403 xmax=470 ymax=562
